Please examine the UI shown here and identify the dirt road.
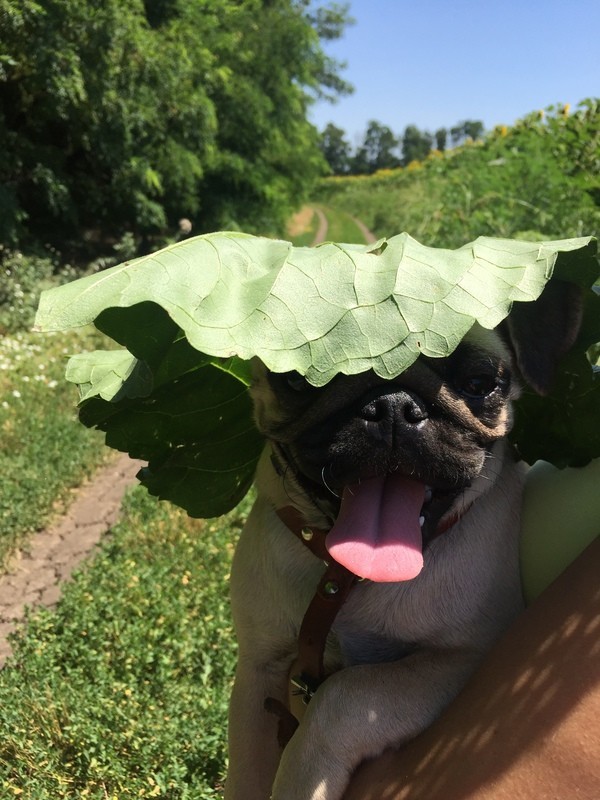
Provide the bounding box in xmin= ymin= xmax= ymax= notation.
xmin=311 ymin=206 xmax=377 ymax=246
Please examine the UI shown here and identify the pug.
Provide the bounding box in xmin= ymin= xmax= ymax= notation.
xmin=225 ymin=282 xmax=582 ymax=800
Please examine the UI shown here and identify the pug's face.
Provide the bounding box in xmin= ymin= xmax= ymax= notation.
xmin=252 ymin=326 xmax=518 ymax=532
xmin=251 ymin=325 xmax=520 ymax=539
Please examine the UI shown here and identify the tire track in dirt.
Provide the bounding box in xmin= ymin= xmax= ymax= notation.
xmin=311 ymin=207 xmax=329 ymax=245
xmin=0 ymin=453 xmax=144 ymax=666
xmin=310 ymin=206 xmax=376 ymax=246
xmin=351 ymin=215 xmax=377 ymax=244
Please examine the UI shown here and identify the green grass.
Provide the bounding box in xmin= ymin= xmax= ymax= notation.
xmin=0 ymin=485 xmax=248 ymax=798
xmin=0 ymin=306 xmax=243 ymax=797
xmin=287 ymin=227 xmax=318 ymax=247
xmin=285 ymin=206 xmax=320 ymax=247
xmin=313 ymin=203 xmax=373 ymax=244
xmin=0 ymin=327 xmax=109 ymax=564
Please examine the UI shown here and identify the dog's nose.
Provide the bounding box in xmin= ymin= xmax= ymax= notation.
xmin=361 ymin=391 xmax=428 ymax=429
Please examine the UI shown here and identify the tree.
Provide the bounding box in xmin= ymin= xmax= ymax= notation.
xmin=0 ymin=0 xmax=353 ymax=257
xmin=401 ymin=125 xmax=433 ymax=165
xmin=351 ymin=120 xmax=401 ymax=174
xmin=450 ymin=120 xmax=485 ymax=146
xmin=319 ymin=123 xmax=352 ymax=174
xmin=434 ymin=128 xmax=448 ymax=152
xmin=195 ymin=0 xmax=353 ymax=233
xmin=0 ymin=0 xmax=216 ymax=250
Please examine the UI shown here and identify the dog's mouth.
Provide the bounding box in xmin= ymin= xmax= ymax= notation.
xmin=324 ymin=474 xmax=459 ymax=583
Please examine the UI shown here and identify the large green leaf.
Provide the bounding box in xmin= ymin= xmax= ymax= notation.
xmin=36 ymin=232 xmax=598 ymax=386
xmin=47 ymin=294 xmax=262 ymax=516
xmin=34 ymin=232 xmax=600 ymax=516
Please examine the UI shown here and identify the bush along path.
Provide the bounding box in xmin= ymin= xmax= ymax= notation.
xmin=0 ymin=452 xmax=144 ymax=666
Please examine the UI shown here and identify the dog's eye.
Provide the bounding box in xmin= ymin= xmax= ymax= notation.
xmin=457 ymin=374 xmax=499 ymax=399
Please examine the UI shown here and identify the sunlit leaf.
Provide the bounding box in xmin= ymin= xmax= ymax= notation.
xmin=35 ymin=232 xmax=600 ymax=515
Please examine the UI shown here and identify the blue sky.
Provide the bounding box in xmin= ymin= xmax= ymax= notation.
xmin=309 ymin=0 xmax=600 ymax=146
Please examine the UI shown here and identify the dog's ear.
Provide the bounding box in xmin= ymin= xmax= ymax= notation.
xmin=503 ymin=280 xmax=583 ymax=395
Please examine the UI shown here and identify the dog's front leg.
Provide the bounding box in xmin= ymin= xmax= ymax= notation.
xmin=226 ymin=491 xmax=309 ymax=799
xmin=271 ymin=649 xmax=479 ymax=800
xmin=225 ymin=656 xmax=289 ymax=800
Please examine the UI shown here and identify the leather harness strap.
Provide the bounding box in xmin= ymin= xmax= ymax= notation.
xmin=265 ymin=505 xmax=358 ymax=748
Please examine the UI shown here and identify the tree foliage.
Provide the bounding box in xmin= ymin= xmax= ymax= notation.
xmin=319 ymin=122 xmax=353 ymax=175
xmin=351 ymin=120 xmax=401 ymax=174
xmin=0 ymin=0 xmax=352 ymax=257
xmin=450 ymin=120 xmax=485 ymax=146
xmin=319 ymin=117 xmax=484 ymax=175
xmin=401 ymin=124 xmax=433 ymax=166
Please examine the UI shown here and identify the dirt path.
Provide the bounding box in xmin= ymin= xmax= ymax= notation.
xmin=351 ymin=215 xmax=377 ymax=244
xmin=311 ymin=207 xmax=377 ymax=246
xmin=311 ymin=207 xmax=329 ymax=245
xmin=289 ymin=204 xmax=376 ymax=247
xmin=0 ymin=452 xmax=144 ymax=666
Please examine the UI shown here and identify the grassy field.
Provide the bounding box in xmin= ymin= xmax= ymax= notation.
xmin=315 ymin=102 xmax=600 ymax=248
xmin=0 ymin=485 xmax=247 ymax=798
xmin=286 ymin=203 xmax=373 ymax=246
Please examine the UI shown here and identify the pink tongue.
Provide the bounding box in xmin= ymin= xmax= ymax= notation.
xmin=326 ymin=475 xmax=425 ymax=582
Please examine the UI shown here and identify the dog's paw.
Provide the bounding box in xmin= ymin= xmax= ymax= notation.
xmin=270 ymin=727 xmax=350 ymax=800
